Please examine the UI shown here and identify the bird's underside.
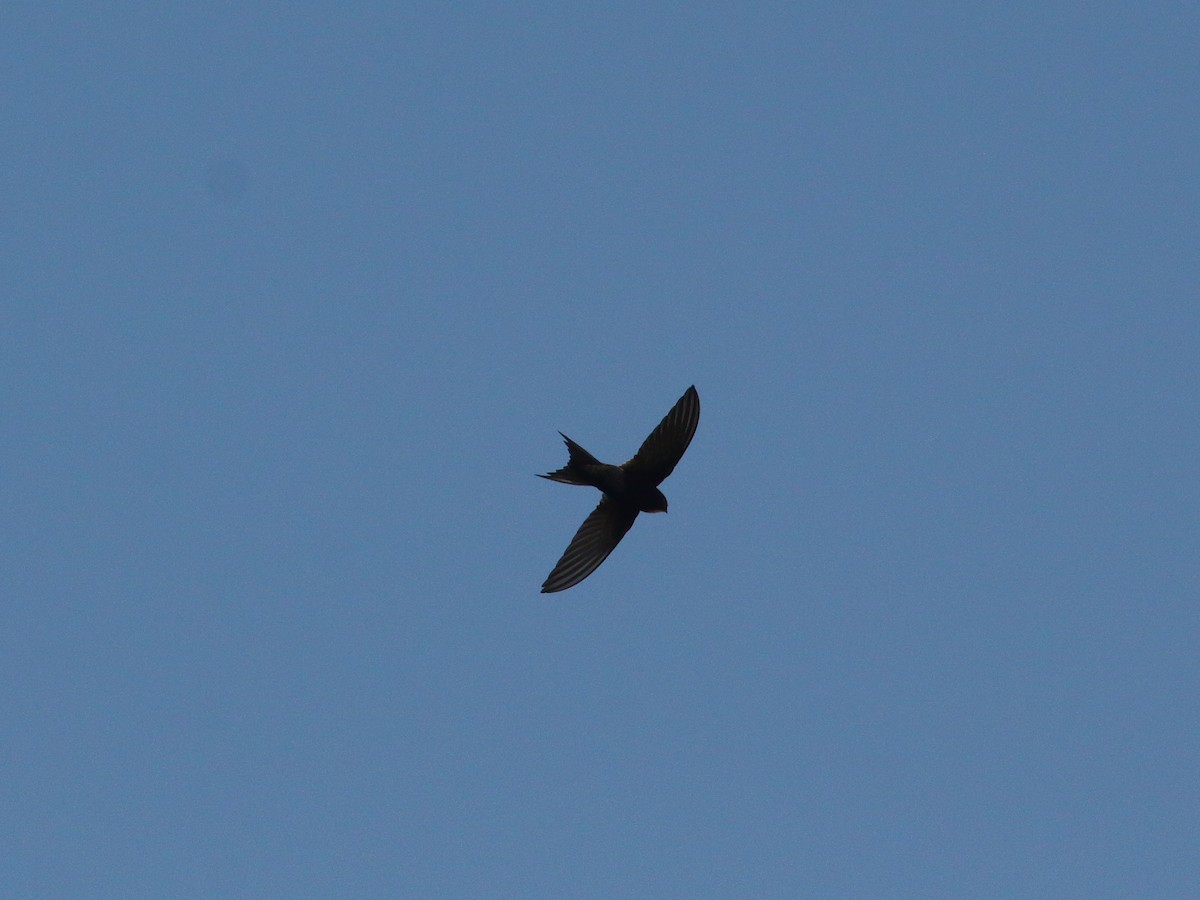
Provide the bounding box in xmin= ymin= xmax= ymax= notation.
xmin=539 ymin=385 xmax=699 ymax=593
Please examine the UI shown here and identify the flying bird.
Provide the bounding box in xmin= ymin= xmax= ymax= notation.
xmin=538 ymin=385 xmax=700 ymax=593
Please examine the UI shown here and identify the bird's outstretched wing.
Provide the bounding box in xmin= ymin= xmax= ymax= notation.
xmin=541 ymin=496 xmax=639 ymax=593
xmin=622 ymin=385 xmax=700 ymax=486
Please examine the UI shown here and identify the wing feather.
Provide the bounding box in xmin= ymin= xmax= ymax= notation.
xmin=621 ymin=385 xmax=700 ymax=486
xmin=541 ymin=496 xmax=639 ymax=593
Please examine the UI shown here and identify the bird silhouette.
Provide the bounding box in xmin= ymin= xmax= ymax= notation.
xmin=539 ymin=385 xmax=700 ymax=593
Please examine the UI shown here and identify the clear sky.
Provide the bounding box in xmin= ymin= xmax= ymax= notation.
xmin=4 ymin=4 xmax=1197 ymax=897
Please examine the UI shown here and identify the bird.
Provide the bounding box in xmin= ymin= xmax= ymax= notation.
xmin=538 ymin=385 xmax=700 ymax=593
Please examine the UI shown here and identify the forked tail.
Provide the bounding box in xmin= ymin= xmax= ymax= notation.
xmin=539 ymin=433 xmax=600 ymax=484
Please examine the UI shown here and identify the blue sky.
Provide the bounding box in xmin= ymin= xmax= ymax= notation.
xmin=4 ymin=4 xmax=1197 ymax=897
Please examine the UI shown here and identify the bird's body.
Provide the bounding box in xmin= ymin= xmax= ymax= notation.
xmin=538 ymin=385 xmax=700 ymax=593
xmin=540 ymin=438 xmax=669 ymax=513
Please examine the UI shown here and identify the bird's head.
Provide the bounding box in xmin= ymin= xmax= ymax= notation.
xmin=645 ymin=488 xmax=668 ymax=513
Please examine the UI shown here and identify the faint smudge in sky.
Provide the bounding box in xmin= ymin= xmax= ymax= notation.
xmin=202 ymin=158 xmax=249 ymax=202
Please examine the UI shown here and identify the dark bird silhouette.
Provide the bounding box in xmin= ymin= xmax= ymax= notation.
xmin=538 ymin=385 xmax=700 ymax=593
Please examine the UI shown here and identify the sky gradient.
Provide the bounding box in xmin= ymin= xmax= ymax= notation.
xmin=4 ymin=4 xmax=1198 ymax=897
